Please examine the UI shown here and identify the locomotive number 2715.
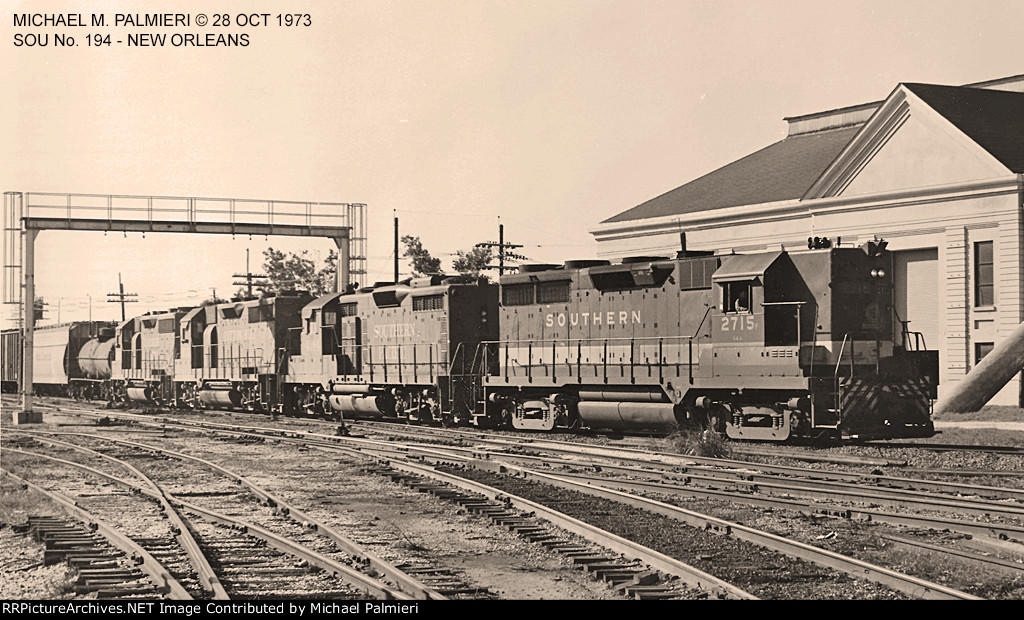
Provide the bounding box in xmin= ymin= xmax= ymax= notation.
xmin=721 ymin=315 xmax=757 ymax=331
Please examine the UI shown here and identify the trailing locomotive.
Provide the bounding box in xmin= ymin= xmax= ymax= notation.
xmin=5 ymin=240 xmax=938 ymax=442
xmin=111 ymin=294 xmax=312 ymax=410
xmin=285 ymin=275 xmax=497 ymax=422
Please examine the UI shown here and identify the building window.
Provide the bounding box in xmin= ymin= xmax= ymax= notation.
xmin=974 ymin=241 xmax=994 ymax=307
xmin=975 ymin=342 xmax=994 ymax=366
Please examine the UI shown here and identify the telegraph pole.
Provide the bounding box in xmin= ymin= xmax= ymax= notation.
xmin=106 ymin=273 xmax=138 ymax=321
xmin=232 ymin=249 xmax=268 ymax=299
xmin=394 ymin=211 xmax=399 ymax=283
xmin=476 ymin=219 xmax=528 ymax=275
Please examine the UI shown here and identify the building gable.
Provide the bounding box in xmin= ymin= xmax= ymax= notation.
xmin=806 ymin=85 xmax=1017 ymax=200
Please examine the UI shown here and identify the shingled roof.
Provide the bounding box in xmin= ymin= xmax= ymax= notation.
xmin=904 ymin=83 xmax=1024 ymax=173
xmin=604 ymin=79 xmax=1024 ymax=225
xmin=601 ymin=125 xmax=860 ymax=224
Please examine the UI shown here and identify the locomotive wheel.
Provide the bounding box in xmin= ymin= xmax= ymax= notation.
xmin=498 ymin=401 xmax=514 ymax=429
xmin=240 ymin=385 xmax=260 ymax=412
xmin=181 ymin=383 xmax=202 ymax=410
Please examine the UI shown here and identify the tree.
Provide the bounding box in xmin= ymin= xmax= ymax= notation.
xmin=452 ymin=246 xmax=493 ymax=276
xmin=401 ymin=235 xmax=442 ymax=276
xmin=203 ymin=290 xmax=228 ymax=306
xmin=256 ymin=247 xmax=337 ymax=297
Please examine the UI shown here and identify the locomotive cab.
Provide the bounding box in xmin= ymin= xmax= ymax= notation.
xmin=709 ymin=251 xmax=805 ymax=376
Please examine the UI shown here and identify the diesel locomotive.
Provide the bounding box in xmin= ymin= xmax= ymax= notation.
xmin=4 ymin=240 xmax=938 ymax=442
xmin=475 ymin=243 xmax=937 ymax=441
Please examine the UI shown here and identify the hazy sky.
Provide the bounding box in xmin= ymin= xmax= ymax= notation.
xmin=2 ymin=0 xmax=1021 ymax=326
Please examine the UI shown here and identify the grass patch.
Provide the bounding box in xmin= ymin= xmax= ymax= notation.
xmin=666 ymin=427 xmax=732 ymax=458
xmin=933 ymin=405 xmax=1024 ymax=422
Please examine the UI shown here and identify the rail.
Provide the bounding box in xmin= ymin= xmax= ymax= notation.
xmin=1 ymin=469 xmax=194 ymax=600
xmin=499 ymin=466 xmax=982 ymax=600
xmin=8 ymin=434 xmax=229 ymax=599
xmin=30 ymin=431 xmax=442 ymax=600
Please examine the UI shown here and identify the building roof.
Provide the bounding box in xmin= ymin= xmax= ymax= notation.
xmin=601 ymin=125 xmax=860 ymax=224
xmin=603 ymin=78 xmax=1024 ymax=226
xmin=904 ymin=83 xmax=1024 ymax=173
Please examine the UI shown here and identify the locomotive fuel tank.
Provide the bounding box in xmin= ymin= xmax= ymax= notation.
xmin=327 ymin=394 xmax=391 ymax=417
xmin=198 ymin=382 xmax=243 ymax=408
xmin=576 ymin=401 xmax=678 ymax=432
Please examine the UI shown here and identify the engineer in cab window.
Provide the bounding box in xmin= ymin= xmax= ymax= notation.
xmin=727 ymin=282 xmax=751 ymax=313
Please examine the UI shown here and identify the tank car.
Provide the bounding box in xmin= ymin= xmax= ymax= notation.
xmin=167 ymin=293 xmax=310 ymax=410
xmin=478 ymin=242 xmax=937 ymax=441
xmin=1 ymin=322 xmax=116 ymax=397
xmin=284 ymin=275 xmax=498 ymax=421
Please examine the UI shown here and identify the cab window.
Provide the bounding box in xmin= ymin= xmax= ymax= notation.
xmin=724 ymin=281 xmax=752 ymax=314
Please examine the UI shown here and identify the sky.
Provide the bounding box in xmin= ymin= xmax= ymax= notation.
xmin=1 ymin=0 xmax=1021 ymax=327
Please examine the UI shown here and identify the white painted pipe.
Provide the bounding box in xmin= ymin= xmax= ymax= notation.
xmin=933 ymin=321 xmax=1024 ymax=414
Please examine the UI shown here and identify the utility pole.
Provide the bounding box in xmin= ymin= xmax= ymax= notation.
xmin=476 ymin=219 xmax=528 ymax=275
xmin=106 ymin=273 xmax=138 ymax=321
xmin=394 ymin=211 xmax=399 ymax=283
xmin=232 ymin=249 xmax=268 ymax=299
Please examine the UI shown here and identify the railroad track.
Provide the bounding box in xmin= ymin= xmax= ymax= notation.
xmin=16 ymin=404 xmax=1005 ymax=599
xmin=1 ymin=435 xmax=437 ymax=600
xmin=5 ymin=422 xmax=689 ymax=600
xmin=11 ymin=398 xmax=1024 ymax=598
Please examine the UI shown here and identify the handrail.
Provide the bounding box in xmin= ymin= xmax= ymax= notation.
xmin=831 ymin=333 xmax=850 ymax=426
xmin=482 ymin=334 xmax=697 ymax=347
xmin=833 ymin=333 xmax=849 ymax=379
xmin=691 ymin=305 xmax=714 ymax=339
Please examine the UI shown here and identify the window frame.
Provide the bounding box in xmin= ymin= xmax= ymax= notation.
xmin=974 ymin=240 xmax=995 ymax=308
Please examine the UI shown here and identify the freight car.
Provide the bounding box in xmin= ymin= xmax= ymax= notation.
xmin=1 ymin=328 xmax=22 ymax=392
xmin=475 ymin=242 xmax=937 ymax=441
xmin=1 ymin=321 xmax=117 ymax=398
